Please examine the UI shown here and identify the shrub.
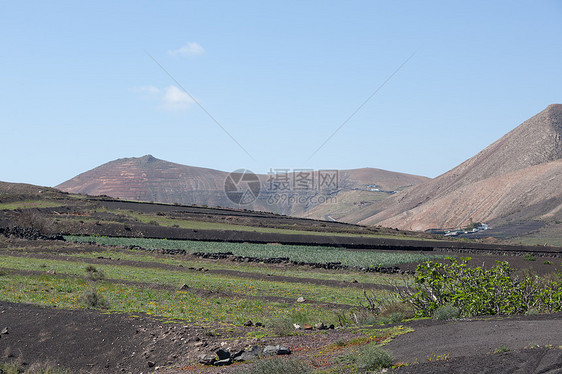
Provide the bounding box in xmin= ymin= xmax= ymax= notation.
xmin=85 ymin=265 xmax=105 ymax=281
xmin=389 ymin=312 xmax=404 ymax=323
xmin=0 ymin=361 xmax=70 ymax=374
xmin=381 ymin=301 xmax=415 ymax=320
xmin=81 ymin=289 xmax=108 ymax=309
xmin=523 ymin=254 xmax=536 ymax=261
xmin=338 ymin=343 xmax=394 ymax=372
xmin=237 ymin=357 xmax=313 ymax=374
xmin=493 ymin=346 xmax=510 ymax=354
xmin=26 ymin=361 xmax=70 ymax=374
xmin=397 ymin=257 xmax=562 ymax=317
xmin=269 ymin=317 xmax=294 ymax=336
xmin=432 ymin=305 xmax=460 ymax=320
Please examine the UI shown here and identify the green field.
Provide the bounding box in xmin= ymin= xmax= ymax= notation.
xmin=65 ymin=235 xmax=446 ymax=268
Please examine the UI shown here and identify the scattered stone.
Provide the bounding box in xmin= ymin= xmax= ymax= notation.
xmin=216 ymin=348 xmax=230 ymax=360
xmin=277 ymin=346 xmax=291 ymax=355
xmin=180 ymin=284 xmax=190 ymax=290
xmin=293 ymin=323 xmax=301 ymax=330
xmin=329 ymin=324 xmax=335 ymax=329
xmin=147 ymin=361 xmax=155 ymax=368
xmin=255 ymin=322 xmax=264 ymax=327
xmin=234 ymin=345 xmax=262 ymax=362
xmin=263 ymin=345 xmax=291 ymax=356
xmin=231 ymin=348 xmax=245 ymax=359
xmin=198 ymin=354 xmax=216 ymax=365
xmin=243 ymin=320 xmax=253 ymax=327
xmin=296 ymin=297 xmax=305 ymax=303
xmin=1 ymin=327 xmax=8 ymax=335
xmin=214 ymin=358 xmax=232 ymax=366
xmin=315 ymin=322 xmax=327 ymax=330
xmin=303 ymin=324 xmax=313 ymax=330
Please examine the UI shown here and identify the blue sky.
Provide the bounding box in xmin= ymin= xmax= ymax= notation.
xmin=2 ymin=1 xmax=561 ymax=187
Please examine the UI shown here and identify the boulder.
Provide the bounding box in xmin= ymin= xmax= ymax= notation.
xmin=263 ymin=345 xmax=291 ymax=356
xmin=216 ymin=348 xmax=230 ymax=360
xmin=198 ymin=354 xmax=216 ymax=365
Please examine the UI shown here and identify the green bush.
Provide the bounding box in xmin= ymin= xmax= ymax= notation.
xmin=523 ymin=254 xmax=536 ymax=261
xmin=432 ymin=305 xmax=460 ymax=320
xmin=269 ymin=317 xmax=294 ymax=336
xmin=85 ymin=265 xmax=105 ymax=281
xmin=389 ymin=312 xmax=404 ymax=323
xmin=81 ymin=289 xmax=108 ymax=309
xmin=237 ymin=357 xmax=313 ymax=374
xmin=338 ymin=343 xmax=394 ymax=372
xmin=399 ymin=257 xmax=562 ymax=317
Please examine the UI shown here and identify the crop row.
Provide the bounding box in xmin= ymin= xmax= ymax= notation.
xmin=65 ymin=235 xmax=444 ymax=268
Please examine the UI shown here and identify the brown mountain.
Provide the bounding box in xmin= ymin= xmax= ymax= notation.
xmin=56 ymin=155 xmax=229 ymax=206
xmin=352 ymin=104 xmax=562 ymax=234
xmin=55 ymin=155 xmax=429 ymax=216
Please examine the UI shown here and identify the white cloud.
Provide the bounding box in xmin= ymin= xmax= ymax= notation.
xmin=134 ymin=85 xmax=161 ymax=94
xmin=168 ymin=42 xmax=205 ymax=57
xmin=160 ymin=86 xmax=194 ymax=111
xmin=134 ymin=85 xmax=193 ymax=111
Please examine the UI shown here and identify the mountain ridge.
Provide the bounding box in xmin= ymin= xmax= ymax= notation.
xmin=354 ymin=104 xmax=562 ymax=231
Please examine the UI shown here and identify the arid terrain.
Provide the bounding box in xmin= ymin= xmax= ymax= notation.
xmin=353 ymin=104 xmax=562 ymax=246
xmin=0 ymin=182 xmax=561 ymax=373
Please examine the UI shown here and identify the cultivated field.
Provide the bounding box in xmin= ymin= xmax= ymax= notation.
xmin=0 ymin=183 xmax=561 ymax=373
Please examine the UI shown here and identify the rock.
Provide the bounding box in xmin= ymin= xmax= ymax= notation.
xmin=255 ymin=322 xmax=264 ymax=327
xmin=263 ymin=345 xmax=291 ymax=356
xmin=329 ymin=324 xmax=335 ymax=329
xmin=214 ymin=358 xmax=232 ymax=366
xmin=234 ymin=345 xmax=262 ymax=362
xmin=315 ymin=322 xmax=327 ymax=330
xmin=243 ymin=320 xmax=253 ymax=327
xmin=216 ymin=348 xmax=230 ymax=360
xmin=198 ymin=354 xmax=216 ymax=365
xmin=303 ymin=324 xmax=313 ymax=330
xmin=1 ymin=327 xmax=8 ymax=335
xmin=231 ymin=348 xmax=245 ymax=359
xmin=147 ymin=361 xmax=155 ymax=368
xmin=180 ymin=284 xmax=190 ymax=290
xmin=277 ymin=346 xmax=291 ymax=355
xmin=293 ymin=323 xmax=301 ymax=330
xmin=296 ymin=297 xmax=305 ymax=303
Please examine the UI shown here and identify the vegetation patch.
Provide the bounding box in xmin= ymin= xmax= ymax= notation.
xmin=337 ymin=343 xmax=394 ymax=372
xmin=65 ymin=235 xmax=446 ymax=268
xmin=398 ymin=257 xmax=562 ymax=317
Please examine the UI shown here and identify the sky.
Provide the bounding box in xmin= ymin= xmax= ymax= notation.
xmin=1 ymin=1 xmax=561 ymax=187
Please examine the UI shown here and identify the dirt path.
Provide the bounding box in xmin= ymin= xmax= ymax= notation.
xmin=387 ymin=314 xmax=562 ymax=373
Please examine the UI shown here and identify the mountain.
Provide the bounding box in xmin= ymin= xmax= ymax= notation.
xmin=351 ymin=104 xmax=562 ymax=236
xmin=55 ymin=156 xmax=429 ymax=217
xmin=56 ymin=155 xmax=229 ymax=206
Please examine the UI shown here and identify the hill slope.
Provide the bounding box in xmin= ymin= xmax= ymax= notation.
xmin=56 ymin=156 xmax=429 ymax=217
xmin=354 ymin=104 xmax=562 ymax=234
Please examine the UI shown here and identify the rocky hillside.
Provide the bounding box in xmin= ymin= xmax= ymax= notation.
xmin=56 ymin=156 xmax=429 ymax=217
xmin=352 ymin=104 xmax=562 ymax=233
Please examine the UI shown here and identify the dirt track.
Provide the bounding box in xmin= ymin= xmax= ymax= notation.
xmin=388 ymin=314 xmax=562 ymax=373
xmin=1 ymin=301 xmax=561 ymax=373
